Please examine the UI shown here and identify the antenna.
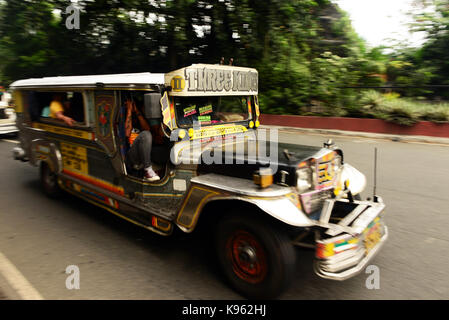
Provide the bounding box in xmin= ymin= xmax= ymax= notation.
xmin=373 ymin=147 xmax=378 ymax=202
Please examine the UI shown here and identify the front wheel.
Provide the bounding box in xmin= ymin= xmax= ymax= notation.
xmin=40 ymin=161 xmax=61 ymax=197
xmin=216 ymin=214 xmax=296 ymax=299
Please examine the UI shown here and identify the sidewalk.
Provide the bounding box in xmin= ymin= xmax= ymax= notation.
xmin=261 ymin=125 xmax=449 ymax=146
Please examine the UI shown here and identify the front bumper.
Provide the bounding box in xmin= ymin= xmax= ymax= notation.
xmin=313 ymin=198 xmax=388 ymax=281
xmin=314 ymin=226 xmax=388 ymax=280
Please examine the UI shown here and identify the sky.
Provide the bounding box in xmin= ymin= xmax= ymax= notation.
xmin=333 ymin=0 xmax=431 ymax=48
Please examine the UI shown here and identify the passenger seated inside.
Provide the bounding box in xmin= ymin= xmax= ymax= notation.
xmin=50 ymin=93 xmax=75 ymax=126
xmin=124 ymin=99 xmax=160 ymax=182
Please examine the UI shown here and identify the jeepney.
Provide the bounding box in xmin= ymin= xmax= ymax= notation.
xmin=0 ymin=88 xmax=17 ymax=135
xmin=10 ymin=64 xmax=388 ymax=299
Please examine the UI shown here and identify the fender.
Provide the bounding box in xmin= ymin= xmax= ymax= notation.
xmin=30 ymin=139 xmax=63 ymax=173
xmin=175 ymin=173 xmax=314 ymax=232
xmin=340 ymin=163 xmax=367 ymax=196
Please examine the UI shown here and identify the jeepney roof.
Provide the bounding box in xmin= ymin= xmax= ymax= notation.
xmin=10 ymin=72 xmax=165 ymax=89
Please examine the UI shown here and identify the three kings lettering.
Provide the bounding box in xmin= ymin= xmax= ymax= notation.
xmin=183 ymin=68 xmax=258 ymax=93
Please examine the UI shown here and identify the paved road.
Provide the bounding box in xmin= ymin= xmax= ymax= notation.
xmin=0 ymin=131 xmax=448 ymax=300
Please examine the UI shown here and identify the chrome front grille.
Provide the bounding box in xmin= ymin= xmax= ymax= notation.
xmin=300 ymin=187 xmax=333 ymax=214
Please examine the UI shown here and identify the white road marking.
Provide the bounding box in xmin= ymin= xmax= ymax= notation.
xmin=0 ymin=251 xmax=44 ymax=300
xmin=2 ymin=139 xmax=19 ymax=144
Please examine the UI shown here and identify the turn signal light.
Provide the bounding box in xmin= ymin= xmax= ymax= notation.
xmin=253 ymin=168 xmax=273 ymax=188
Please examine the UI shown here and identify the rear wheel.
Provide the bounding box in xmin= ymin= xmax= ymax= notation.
xmin=40 ymin=161 xmax=61 ymax=197
xmin=216 ymin=214 xmax=296 ymax=299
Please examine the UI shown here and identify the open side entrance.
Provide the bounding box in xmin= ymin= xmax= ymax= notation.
xmin=115 ymin=90 xmax=171 ymax=182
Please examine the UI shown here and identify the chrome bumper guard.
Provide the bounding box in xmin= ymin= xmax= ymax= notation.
xmin=314 ymin=198 xmax=388 ymax=281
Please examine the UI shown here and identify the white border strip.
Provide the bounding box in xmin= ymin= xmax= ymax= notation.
xmin=0 ymin=251 xmax=44 ymax=300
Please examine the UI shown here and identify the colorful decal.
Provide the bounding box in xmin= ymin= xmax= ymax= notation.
xmin=61 ymin=142 xmax=88 ymax=174
xmin=65 ymin=180 xmax=119 ymax=209
xmin=198 ymin=115 xmax=211 ymax=122
xmin=199 ymin=105 xmax=213 ymax=115
xmin=62 ymin=169 xmax=125 ymax=196
xmin=95 ymin=95 xmax=113 ymax=137
xmin=364 ymin=217 xmax=382 ymax=254
xmin=32 ymin=122 xmax=94 ymax=140
xmin=183 ymin=105 xmax=197 ymax=117
xmin=316 ymin=234 xmax=359 ymax=259
xmin=254 ymin=95 xmax=260 ymax=117
xmin=317 ymin=152 xmax=336 ymax=188
xmin=160 ymin=91 xmax=174 ymax=130
xmin=247 ymin=98 xmax=252 ymax=115
xmin=190 ymin=124 xmax=247 ymax=140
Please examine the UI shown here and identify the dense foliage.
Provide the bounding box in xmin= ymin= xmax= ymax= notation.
xmin=0 ymin=0 xmax=448 ymax=123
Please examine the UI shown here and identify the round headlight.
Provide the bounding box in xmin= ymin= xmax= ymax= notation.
xmin=297 ymin=168 xmax=313 ymax=193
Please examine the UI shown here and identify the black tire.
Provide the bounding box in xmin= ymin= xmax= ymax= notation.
xmin=40 ymin=161 xmax=61 ymax=197
xmin=215 ymin=214 xmax=296 ymax=299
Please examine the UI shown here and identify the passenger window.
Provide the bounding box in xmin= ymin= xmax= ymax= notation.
xmin=29 ymin=91 xmax=86 ymax=126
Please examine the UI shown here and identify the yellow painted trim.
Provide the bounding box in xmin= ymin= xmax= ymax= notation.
xmin=32 ymin=122 xmax=93 ymax=140
xmin=176 ymin=186 xmax=220 ymax=228
xmin=43 ymin=136 xmax=103 ymax=152
xmin=134 ymin=192 xmax=184 ymax=197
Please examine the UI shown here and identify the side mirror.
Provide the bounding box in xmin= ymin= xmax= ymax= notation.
xmin=144 ymin=93 xmax=162 ymax=118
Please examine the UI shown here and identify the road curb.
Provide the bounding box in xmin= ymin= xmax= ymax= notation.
xmin=261 ymin=125 xmax=449 ymax=146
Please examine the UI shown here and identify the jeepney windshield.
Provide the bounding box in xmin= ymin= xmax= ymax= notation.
xmin=174 ymin=95 xmax=253 ymax=128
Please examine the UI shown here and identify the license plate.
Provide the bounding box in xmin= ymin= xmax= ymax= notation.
xmin=364 ymin=218 xmax=382 ymax=254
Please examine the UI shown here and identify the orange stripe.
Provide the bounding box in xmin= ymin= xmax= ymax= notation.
xmin=63 ymin=169 xmax=124 ymax=196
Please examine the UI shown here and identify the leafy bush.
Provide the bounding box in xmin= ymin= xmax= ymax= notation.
xmin=357 ymin=90 xmax=449 ymax=125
